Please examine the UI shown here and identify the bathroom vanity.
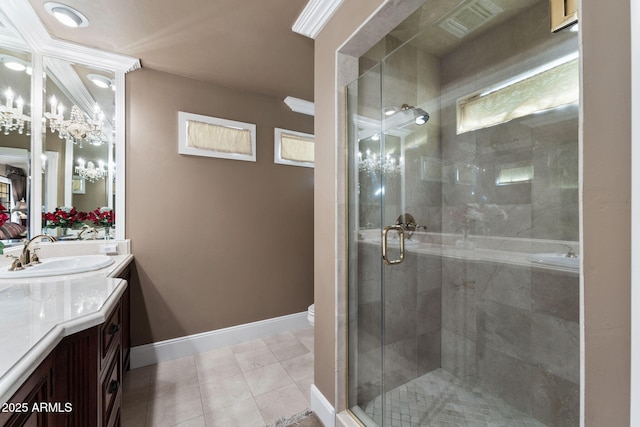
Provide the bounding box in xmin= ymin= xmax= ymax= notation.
xmin=0 ymin=243 xmax=133 ymax=427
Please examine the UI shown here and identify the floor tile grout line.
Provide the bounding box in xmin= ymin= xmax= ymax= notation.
xmin=123 ymin=328 xmax=314 ymax=427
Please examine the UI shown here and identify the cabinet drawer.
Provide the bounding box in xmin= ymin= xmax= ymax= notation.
xmin=100 ymin=303 xmax=121 ymax=368
xmin=101 ymin=347 xmax=122 ymax=427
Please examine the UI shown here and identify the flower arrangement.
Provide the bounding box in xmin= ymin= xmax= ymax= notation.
xmin=42 ymin=206 xmax=114 ymax=238
xmin=0 ymin=204 xmax=9 ymax=228
xmin=88 ymin=207 xmax=115 ymax=228
xmin=0 ymin=204 xmax=8 ymax=253
xmin=42 ymin=206 xmax=85 ymax=230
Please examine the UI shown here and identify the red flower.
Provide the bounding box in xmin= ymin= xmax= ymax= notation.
xmin=0 ymin=204 xmax=9 ymax=228
xmin=42 ymin=207 xmax=82 ymax=229
xmin=88 ymin=208 xmax=114 ymax=228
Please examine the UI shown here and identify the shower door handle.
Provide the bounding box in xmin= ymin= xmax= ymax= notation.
xmin=382 ymin=225 xmax=405 ymax=265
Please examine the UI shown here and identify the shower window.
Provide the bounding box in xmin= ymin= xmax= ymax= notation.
xmin=457 ymin=55 xmax=579 ymax=134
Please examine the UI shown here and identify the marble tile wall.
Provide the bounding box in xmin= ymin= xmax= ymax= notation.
xmin=355 ymin=33 xmax=443 ymax=233
xmin=439 ymin=1 xmax=579 ymax=241
xmin=353 ymin=244 xmax=442 ymax=405
xmin=436 ymin=9 xmax=581 ymax=424
xmin=441 ymin=259 xmax=580 ymax=426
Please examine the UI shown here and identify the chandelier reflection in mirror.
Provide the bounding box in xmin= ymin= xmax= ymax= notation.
xmin=75 ymin=158 xmax=107 ymax=183
xmin=45 ymin=96 xmax=105 ymax=146
xmin=1 ymin=88 xmax=31 ymax=135
xmin=358 ymin=148 xmax=403 ymax=177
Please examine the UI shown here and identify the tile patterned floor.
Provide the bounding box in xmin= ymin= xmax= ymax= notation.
xmin=361 ymin=369 xmax=546 ymax=427
xmin=122 ymin=327 xmax=314 ymax=427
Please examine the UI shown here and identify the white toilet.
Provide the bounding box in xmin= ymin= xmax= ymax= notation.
xmin=307 ymin=303 xmax=315 ymax=326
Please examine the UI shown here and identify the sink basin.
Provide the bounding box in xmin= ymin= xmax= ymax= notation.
xmin=526 ymin=253 xmax=580 ymax=270
xmin=0 ymin=255 xmax=115 ymax=278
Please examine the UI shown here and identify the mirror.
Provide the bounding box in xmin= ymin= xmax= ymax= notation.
xmin=43 ymin=57 xmax=115 ymax=239
xmin=0 ymin=42 xmax=31 ymax=246
xmin=0 ymin=0 xmax=138 ymax=241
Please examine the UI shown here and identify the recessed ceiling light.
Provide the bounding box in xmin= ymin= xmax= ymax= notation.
xmin=0 ymin=54 xmax=27 ymax=72
xmin=383 ymin=107 xmax=398 ymax=116
xmin=87 ymin=74 xmax=113 ymax=89
xmin=4 ymin=61 xmax=25 ymax=72
xmin=44 ymin=2 xmax=89 ymax=28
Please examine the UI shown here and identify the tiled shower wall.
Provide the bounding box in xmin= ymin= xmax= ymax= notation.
xmin=356 ymin=244 xmax=443 ymax=404
xmin=438 ymin=2 xmax=580 ymax=425
xmin=351 ymin=2 xmax=580 ymax=426
xmin=441 ymin=259 xmax=580 ymax=426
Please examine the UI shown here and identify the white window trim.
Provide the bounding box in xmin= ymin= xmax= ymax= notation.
xmin=274 ymin=127 xmax=314 ymax=168
xmin=178 ymin=111 xmax=256 ymax=162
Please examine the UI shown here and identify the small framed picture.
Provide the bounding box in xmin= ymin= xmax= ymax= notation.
xmin=72 ymin=175 xmax=85 ymax=194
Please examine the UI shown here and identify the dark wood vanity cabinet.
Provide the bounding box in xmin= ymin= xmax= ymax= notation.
xmin=0 ymin=276 xmax=130 ymax=427
xmin=0 ymin=355 xmax=54 ymax=427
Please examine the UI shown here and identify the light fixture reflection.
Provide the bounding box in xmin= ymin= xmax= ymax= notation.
xmin=87 ymin=74 xmax=113 ymax=89
xmin=75 ymin=158 xmax=107 ymax=182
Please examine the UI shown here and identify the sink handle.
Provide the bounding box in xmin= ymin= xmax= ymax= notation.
xmin=5 ymin=255 xmax=23 ymax=271
xmin=561 ymin=244 xmax=578 ymax=258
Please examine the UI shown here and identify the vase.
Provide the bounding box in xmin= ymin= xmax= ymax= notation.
xmin=104 ymin=226 xmax=111 ymax=240
xmin=455 ymin=224 xmax=476 ymax=249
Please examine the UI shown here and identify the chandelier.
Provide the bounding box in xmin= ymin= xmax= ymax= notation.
xmin=75 ymin=159 xmax=107 ymax=183
xmin=0 ymin=88 xmax=31 ymax=136
xmin=45 ymin=97 xmax=105 ymax=146
xmin=358 ymin=149 xmax=402 ymax=177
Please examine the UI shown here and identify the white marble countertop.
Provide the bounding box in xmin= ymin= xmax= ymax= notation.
xmin=0 ymin=245 xmax=133 ymax=405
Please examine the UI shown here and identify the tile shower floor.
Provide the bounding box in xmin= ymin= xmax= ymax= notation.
xmin=361 ymin=369 xmax=546 ymax=427
xmin=121 ymin=327 xmax=314 ymax=427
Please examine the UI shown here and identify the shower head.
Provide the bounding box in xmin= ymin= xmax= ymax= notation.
xmin=401 ymin=104 xmax=430 ymax=125
xmin=414 ymin=108 xmax=430 ymax=125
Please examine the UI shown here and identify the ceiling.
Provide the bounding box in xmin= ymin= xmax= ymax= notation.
xmin=387 ymin=0 xmax=541 ymax=57
xmin=25 ymin=0 xmax=315 ymax=101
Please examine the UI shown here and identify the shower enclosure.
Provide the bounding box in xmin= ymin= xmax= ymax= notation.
xmin=347 ymin=1 xmax=580 ymax=426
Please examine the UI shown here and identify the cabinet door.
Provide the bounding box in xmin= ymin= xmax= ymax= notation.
xmin=0 ymin=356 xmax=52 ymax=427
xmin=116 ymin=265 xmax=131 ymax=372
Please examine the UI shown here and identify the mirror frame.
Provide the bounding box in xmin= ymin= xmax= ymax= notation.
xmin=0 ymin=0 xmax=140 ymax=240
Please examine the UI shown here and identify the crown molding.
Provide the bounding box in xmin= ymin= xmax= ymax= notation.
xmin=292 ymin=0 xmax=344 ymax=39
xmin=284 ymin=96 xmax=315 ymax=116
xmin=0 ymin=0 xmax=140 ymax=73
xmin=43 ymin=38 xmax=140 ymax=73
xmin=0 ymin=18 xmax=30 ymax=52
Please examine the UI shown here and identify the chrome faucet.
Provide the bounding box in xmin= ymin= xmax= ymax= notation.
xmin=78 ymin=225 xmax=98 ymax=240
xmin=22 ymin=234 xmax=57 ymax=266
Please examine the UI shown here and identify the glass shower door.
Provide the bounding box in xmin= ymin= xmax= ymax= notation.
xmin=347 ymin=57 xmax=443 ymax=425
xmin=348 ymin=1 xmax=580 ymax=425
xmin=347 ymin=62 xmax=385 ymax=426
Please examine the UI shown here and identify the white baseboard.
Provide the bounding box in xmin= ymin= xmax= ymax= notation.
xmin=311 ymin=384 xmax=335 ymax=427
xmin=130 ymin=312 xmax=309 ymax=369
